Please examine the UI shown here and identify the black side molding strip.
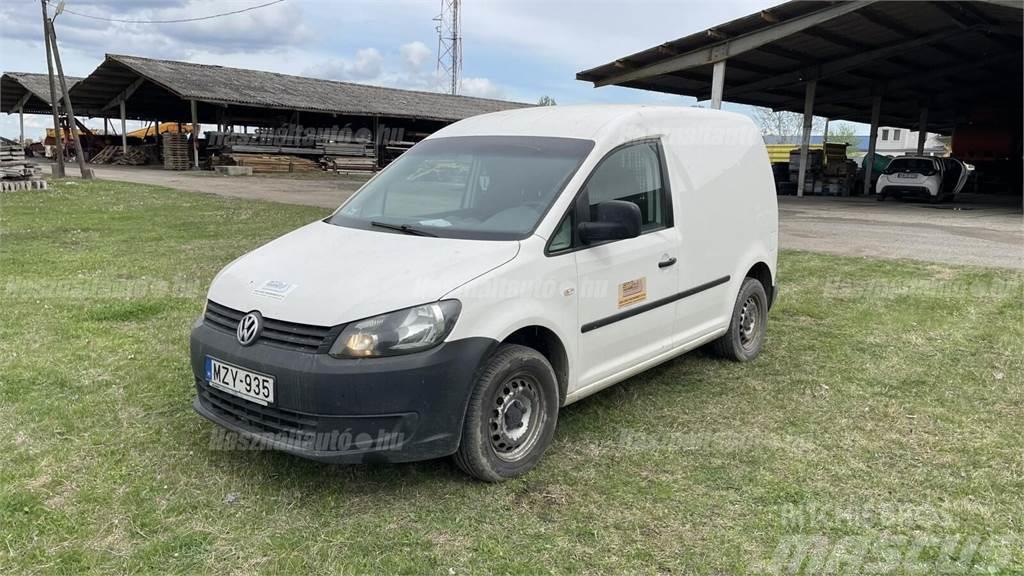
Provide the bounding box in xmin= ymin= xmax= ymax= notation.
xmin=581 ymin=275 xmax=731 ymax=334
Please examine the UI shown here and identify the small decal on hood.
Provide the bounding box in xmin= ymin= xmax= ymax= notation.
xmin=253 ymin=280 xmax=297 ymax=301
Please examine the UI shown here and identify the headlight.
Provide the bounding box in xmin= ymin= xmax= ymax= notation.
xmin=329 ymin=300 xmax=461 ymax=358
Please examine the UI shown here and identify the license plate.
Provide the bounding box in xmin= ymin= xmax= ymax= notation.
xmin=205 ymin=357 xmax=274 ymax=405
xmin=897 ymin=172 xmax=918 ymax=179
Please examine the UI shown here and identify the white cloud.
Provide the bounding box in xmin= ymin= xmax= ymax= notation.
xmin=304 ymin=48 xmax=383 ymax=82
xmin=400 ymin=41 xmax=432 ymax=72
xmin=460 ymin=77 xmax=505 ymax=99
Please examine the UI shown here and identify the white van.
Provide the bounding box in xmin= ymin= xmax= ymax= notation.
xmin=192 ymin=105 xmax=778 ymax=481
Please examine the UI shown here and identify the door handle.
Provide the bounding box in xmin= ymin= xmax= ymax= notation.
xmin=658 ymin=256 xmax=677 ymax=269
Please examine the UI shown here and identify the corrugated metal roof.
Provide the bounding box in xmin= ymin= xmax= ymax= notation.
xmin=577 ymin=0 xmax=1023 ymax=133
xmin=70 ymin=54 xmax=528 ymax=123
xmin=1 ymin=72 xmax=82 ymax=114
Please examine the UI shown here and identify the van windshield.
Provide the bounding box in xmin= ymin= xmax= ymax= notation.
xmin=328 ymin=136 xmax=594 ymax=240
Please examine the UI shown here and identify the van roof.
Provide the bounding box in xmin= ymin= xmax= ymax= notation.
xmin=430 ymin=104 xmax=754 ymax=142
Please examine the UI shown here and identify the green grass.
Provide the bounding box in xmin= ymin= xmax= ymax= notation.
xmin=1 ymin=180 xmax=1022 ymax=575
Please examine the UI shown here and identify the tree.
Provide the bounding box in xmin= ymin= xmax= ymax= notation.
xmin=537 ymin=95 xmax=557 ymax=106
xmin=827 ymin=122 xmax=860 ymax=155
xmin=752 ymin=106 xmax=824 ymax=140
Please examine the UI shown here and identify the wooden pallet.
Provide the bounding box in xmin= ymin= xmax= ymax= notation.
xmin=162 ymin=133 xmax=191 ymax=170
xmin=90 ymin=145 xmax=119 ymax=164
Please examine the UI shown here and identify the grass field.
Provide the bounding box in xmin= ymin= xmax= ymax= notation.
xmin=1 ymin=180 xmax=1022 ymax=575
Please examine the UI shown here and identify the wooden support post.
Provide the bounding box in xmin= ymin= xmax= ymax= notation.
xmin=797 ymin=80 xmax=817 ymax=198
xmin=917 ymin=106 xmax=929 ymax=155
xmin=120 ymin=100 xmax=127 ymax=153
xmin=40 ymin=0 xmax=64 ymax=177
xmin=864 ymin=92 xmax=883 ymax=195
xmin=18 ymin=107 xmax=24 ymax=144
xmin=710 ymin=60 xmax=726 ymax=110
xmin=47 ymin=17 xmax=90 ymax=179
xmin=190 ymin=99 xmax=199 ymax=169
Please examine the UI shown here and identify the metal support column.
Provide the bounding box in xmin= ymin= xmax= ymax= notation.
xmin=916 ymin=106 xmax=929 ymax=155
xmin=120 ymin=100 xmax=127 ymax=153
xmin=190 ymin=99 xmax=199 ymax=169
xmin=864 ymin=93 xmax=883 ymax=195
xmin=796 ymin=80 xmax=817 ymax=198
xmin=710 ymin=60 xmax=726 ymax=110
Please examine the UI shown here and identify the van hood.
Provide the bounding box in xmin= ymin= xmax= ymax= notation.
xmin=207 ymin=220 xmax=519 ymax=326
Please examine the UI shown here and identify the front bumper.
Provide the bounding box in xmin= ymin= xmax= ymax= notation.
xmin=190 ymin=320 xmax=496 ymax=463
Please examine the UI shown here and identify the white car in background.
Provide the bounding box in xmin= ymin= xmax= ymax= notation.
xmin=876 ymin=156 xmax=971 ymax=203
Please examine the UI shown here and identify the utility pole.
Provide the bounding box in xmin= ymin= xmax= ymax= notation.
xmin=40 ymin=0 xmax=64 ymax=177
xmin=46 ymin=10 xmax=91 ymax=179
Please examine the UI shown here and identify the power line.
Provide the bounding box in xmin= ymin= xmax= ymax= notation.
xmin=45 ymin=0 xmax=287 ymax=24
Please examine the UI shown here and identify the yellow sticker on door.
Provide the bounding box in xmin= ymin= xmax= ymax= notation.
xmin=618 ymin=277 xmax=647 ymax=308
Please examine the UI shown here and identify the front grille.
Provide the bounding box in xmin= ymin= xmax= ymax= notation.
xmin=199 ymin=381 xmax=317 ymax=446
xmin=204 ymin=300 xmax=335 ymax=353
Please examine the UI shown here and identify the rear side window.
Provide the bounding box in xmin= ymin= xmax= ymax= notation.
xmin=584 ymin=141 xmax=667 ymax=232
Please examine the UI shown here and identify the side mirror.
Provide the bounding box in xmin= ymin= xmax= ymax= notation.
xmin=577 ymin=200 xmax=641 ymax=244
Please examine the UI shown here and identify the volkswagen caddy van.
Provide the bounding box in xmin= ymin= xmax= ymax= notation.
xmin=191 ymin=105 xmax=778 ymax=481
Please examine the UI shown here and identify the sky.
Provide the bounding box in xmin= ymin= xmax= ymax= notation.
xmin=0 ymin=0 xmax=862 ymax=141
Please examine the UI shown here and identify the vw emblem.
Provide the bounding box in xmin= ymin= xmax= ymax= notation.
xmin=237 ymin=312 xmax=262 ymax=346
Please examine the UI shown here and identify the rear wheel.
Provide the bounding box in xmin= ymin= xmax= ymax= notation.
xmin=454 ymin=344 xmax=559 ymax=482
xmin=712 ymin=277 xmax=768 ymax=362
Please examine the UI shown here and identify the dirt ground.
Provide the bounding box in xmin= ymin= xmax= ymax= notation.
xmin=59 ymin=163 xmax=1023 ymax=269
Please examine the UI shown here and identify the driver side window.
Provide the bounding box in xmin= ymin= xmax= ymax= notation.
xmin=583 ymin=141 xmax=668 ymax=232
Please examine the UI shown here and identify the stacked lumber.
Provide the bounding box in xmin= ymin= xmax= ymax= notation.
xmin=115 ymin=145 xmax=152 ymax=166
xmin=381 ymin=141 xmax=415 ymax=167
xmin=162 ymin=132 xmax=191 ymax=170
xmin=90 ymin=145 xmax=119 ymax=164
xmin=321 ymin=156 xmax=377 ymax=171
xmin=1 ymin=139 xmax=26 ymax=164
xmin=90 ymin=144 xmax=158 ymax=166
xmin=321 ymin=141 xmax=377 ymax=171
xmin=213 ymin=153 xmax=319 ymax=174
xmin=1 ymin=138 xmax=46 ymax=191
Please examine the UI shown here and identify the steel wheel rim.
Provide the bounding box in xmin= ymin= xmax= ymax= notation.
xmin=488 ymin=374 xmax=545 ymax=462
xmin=739 ymin=296 xmax=760 ymax=349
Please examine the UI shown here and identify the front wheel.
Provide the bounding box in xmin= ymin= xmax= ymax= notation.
xmin=712 ymin=277 xmax=768 ymax=362
xmin=454 ymin=344 xmax=559 ymax=482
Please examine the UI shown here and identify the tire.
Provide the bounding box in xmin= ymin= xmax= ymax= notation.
xmin=712 ymin=277 xmax=768 ymax=362
xmin=454 ymin=344 xmax=559 ymax=482
xmin=929 ymin=194 xmax=941 ymax=204
xmin=876 ymin=192 xmax=886 ymax=201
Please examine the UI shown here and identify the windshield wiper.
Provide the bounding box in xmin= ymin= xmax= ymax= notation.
xmin=370 ymin=221 xmax=438 ymax=237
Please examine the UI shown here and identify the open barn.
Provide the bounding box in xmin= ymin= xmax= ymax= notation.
xmin=578 ymin=0 xmax=1023 ymax=198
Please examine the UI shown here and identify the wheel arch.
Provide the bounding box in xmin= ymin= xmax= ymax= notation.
xmin=500 ymin=324 xmax=570 ymax=406
xmin=745 ymin=261 xmax=775 ymax=309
